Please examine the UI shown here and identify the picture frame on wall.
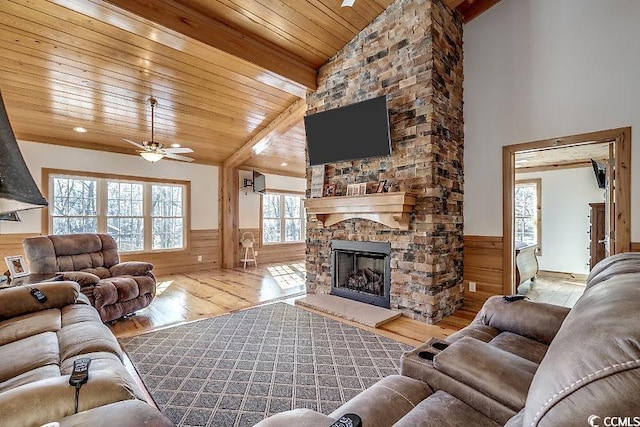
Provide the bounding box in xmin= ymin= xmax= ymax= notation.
xmin=359 ymin=183 xmax=367 ymax=195
xmin=324 ymin=184 xmax=336 ymax=197
xmin=376 ymin=180 xmax=387 ymax=193
xmin=5 ymin=255 xmax=29 ymax=278
xmin=346 ymin=185 xmax=354 ymax=196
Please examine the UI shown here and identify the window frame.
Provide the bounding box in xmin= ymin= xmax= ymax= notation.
xmin=260 ymin=191 xmax=306 ymax=246
xmin=514 ymin=178 xmax=542 ymax=255
xmin=42 ymin=169 xmax=190 ymax=254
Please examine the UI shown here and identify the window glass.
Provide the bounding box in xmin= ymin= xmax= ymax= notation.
xmin=51 ymin=177 xmax=98 ymax=235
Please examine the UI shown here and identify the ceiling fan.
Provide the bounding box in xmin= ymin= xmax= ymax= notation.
xmin=124 ymin=97 xmax=194 ymax=163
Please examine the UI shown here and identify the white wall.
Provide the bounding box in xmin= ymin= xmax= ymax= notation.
xmin=517 ymin=167 xmax=604 ymax=274
xmin=238 ymin=169 xmax=306 ymax=229
xmin=2 ymin=141 xmax=219 ymax=234
xmin=464 ymin=0 xmax=640 ymax=241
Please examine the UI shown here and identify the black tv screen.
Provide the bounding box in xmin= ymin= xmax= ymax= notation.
xmin=253 ymin=170 xmax=266 ymax=193
xmin=304 ymin=95 xmax=391 ymax=166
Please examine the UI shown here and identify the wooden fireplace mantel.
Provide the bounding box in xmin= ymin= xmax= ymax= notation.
xmin=304 ymin=192 xmax=416 ymax=230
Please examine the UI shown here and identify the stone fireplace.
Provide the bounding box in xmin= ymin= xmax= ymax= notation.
xmin=305 ymin=0 xmax=464 ymax=324
xmin=331 ymin=240 xmax=391 ymax=308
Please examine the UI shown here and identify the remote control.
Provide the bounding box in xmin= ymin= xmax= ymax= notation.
xmin=30 ymin=288 xmax=47 ymax=303
xmin=330 ymin=414 xmax=362 ymax=427
xmin=503 ymin=295 xmax=528 ymax=302
xmin=69 ymin=358 xmax=91 ymax=387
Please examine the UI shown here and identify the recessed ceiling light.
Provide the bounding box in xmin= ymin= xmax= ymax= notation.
xmin=171 ymin=143 xmax=181 ymax=148
xmin=281 ymin=162 xmax=288 ymax=166
xmin=341 ymin=0 xmax=355 ymax=7
xmin=73 ymin=127 xmax=87 ymax=133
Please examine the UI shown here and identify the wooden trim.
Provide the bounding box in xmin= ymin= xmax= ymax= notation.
xmin=41 ymin=168 xmax=191 ymax=253
xmin=514 ymin=178 xmax=542 ymax=256
xmin=503 ymin=127 xmax=632 ymax=295
xmin=220 ymin=166 xmax=239 ymax=268
xmin=224 ymin=98 xmax=307 ymax=168
xmin=503 ymin=146 xmax=515 ymax=295
xmin=264 ymin=188 xmax=305 ymax=195
xmin=304 ymin=192 xmax=416 ymax=231
xmin=516 ymin=160 xmax=592 ymax=174
xmin=101 ymin=0 xmax=317 ymax=91
xmin=631 ymin=242 xmax=640 ymax=252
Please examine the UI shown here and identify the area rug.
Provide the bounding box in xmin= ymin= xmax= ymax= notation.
xmin=120 ymin=302 xmax=412 ymax=427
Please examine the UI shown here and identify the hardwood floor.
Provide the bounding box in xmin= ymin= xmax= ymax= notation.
xmin=518 ymin=273 xmax=586 ymax=307
xmin=109 ymin=260 xmax=462 ymax=346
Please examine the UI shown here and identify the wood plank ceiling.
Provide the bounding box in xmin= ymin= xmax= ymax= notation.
xmin=1 ymin=0 xmax=494 ymax=177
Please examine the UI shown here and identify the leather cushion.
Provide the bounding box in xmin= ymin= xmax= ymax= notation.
xmin=0 ymin=332 xmax=59 ymax=382
xmin=0 ymin=309 xmax=61 ymax=346
xmin=489 ymin=332 xmax=548 ymax=365
xmin=394 ymin=391 xmax=502 ymax=427
xmin=434 ymin=337 xmax=537 ymax=411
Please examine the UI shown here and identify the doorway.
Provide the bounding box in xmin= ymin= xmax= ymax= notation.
xmin=502 ymin=127 xmax=631 ymax=295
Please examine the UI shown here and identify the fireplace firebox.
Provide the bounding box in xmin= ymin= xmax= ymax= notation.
xmin=331 ymin=240 xmax=391 ymax=308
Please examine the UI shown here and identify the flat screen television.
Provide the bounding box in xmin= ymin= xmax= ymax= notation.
xmin=591 ymin=159 xmax=606 ymax=189
xmin=304 ymin=95 xmax=391 ymax=166
xmin=253 ymin=170 xmax=266 ymax=193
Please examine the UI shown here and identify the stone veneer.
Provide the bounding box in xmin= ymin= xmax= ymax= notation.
xmin=305 ymin=0 xmax=464 ymax=323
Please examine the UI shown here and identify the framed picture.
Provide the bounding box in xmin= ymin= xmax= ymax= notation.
xmin=324 ymin=184 xmax=336 ymax=197
xmin=5 ymin=255 xmax=29 ymax=278
xmin=376 ymin=180 xmax=387 ymax=193
xmin=346 ymin=184 xmax=354 ymax=196
xmin=359 ymin=183 xmax=367 ymax=195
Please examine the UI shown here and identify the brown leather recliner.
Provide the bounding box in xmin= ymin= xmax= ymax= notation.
xmin=23 ymin=233 xmax=156 ymax=322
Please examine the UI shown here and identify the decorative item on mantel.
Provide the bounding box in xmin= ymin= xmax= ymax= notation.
xmin=305 ymin=192 xmax=416 ymax=230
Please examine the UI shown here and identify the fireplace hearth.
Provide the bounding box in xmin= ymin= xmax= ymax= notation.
xmin=331 ymin=240 xmax=391 ymax=308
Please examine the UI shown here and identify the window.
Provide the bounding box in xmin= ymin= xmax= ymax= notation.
xmin=48 ymin=170 xmax=188 ymax=252
xmin=51 ymin=176 xmax=98 ymax=234
xmin=515 ymin=179 xmax=542 ymax=253
xmin=262 ymin=194 xmax=305 ymax=244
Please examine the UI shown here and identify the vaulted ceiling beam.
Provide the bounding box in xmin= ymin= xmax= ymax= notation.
xmin=102 ymin=0 xmax=317 ymax=92
xmin=224 ymin=98 xmax=307 ymax=168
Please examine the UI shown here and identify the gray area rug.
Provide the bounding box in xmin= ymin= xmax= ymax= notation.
xmin=120 ymin=302 xmax=412 ymax=427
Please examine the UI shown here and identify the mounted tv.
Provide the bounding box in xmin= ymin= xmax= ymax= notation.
xmin=304 ymin=95 xmax=391 ymax=166
xmin=590 ymin=159 xmax=606 ymax=189
xmin=253 ymin=170 xmax=266 ymax=193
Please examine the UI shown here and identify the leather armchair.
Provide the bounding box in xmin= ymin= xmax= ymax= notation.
xmin=23 ymin=233 xmax=156 ymax=322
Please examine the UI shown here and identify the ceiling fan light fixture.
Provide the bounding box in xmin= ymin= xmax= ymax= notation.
xmin=341 ymin=0 xmax=355 ymax=7
xmin=140 ymin=151 xmax=164 ymax=162
xmin=171 ymin=143 xmax=181 ymax=148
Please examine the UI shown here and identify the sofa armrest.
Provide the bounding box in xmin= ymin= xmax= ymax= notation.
xmin=0 ymin=281 xmax=80 ymax=321
xmin=58 ymin=400 xmax=174 ymax=427
xmin=433 ymin=337 xmax=537 ymax=411
xmin=60 ymin=271 xmax=101 ymax=287
xmin=479 ymin=296 xmax=571 ymax=345
xmin=109 ymin=262 xmax=153 ymax=277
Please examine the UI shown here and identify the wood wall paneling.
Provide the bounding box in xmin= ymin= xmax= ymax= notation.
xmin=463 ymin=235 xmax=504 ymax=312
xmin=0 ymin=229 xmax=220 ymax=277
xmin=239 ymin=228 xmax=305 ymax=265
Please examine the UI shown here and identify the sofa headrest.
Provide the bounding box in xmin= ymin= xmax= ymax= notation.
xmin=24 ymin=234 xmax=120 ymax=274
xmin=585 ymin=252 xmax=640 ymax=291
xmin=522 ymin=274 xmax=640 ymax=426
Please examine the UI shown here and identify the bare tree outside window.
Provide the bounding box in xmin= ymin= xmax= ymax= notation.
xmin=52 ymin=177 xmax=98 ymax=235
xmin=152 ymin=185 xmax=184 ymax=250
xmin=262 ymin=194 xmax=304 ymax=244
xmin=107 ymin=182 xmax=144 ymax=251
xmin=515 ymin=181 xmax=541 ymax=250
xmin=49 ymin=173 xmax=187 ymax=253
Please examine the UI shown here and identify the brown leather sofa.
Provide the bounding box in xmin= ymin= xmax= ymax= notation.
xmin=0 ymin=280 xmax=173 ymax=427
xmin=23 ymin=233 xmax=156 ymax=322
xmin=255 ymin=252 xmax=640 ymax=426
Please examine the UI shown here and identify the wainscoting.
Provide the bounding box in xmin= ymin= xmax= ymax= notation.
xmin=462 ymin=235 xmax=504 ymax=313
xmin=239 ymin=228 xmax=305 ymax=265
xmin=0 ymin=229 xmax=220 ymax=276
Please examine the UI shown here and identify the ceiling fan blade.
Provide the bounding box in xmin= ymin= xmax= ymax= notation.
xmin=123 ymin=138 xmax=146 ymax=149
xmin=165 ymin=153 xmax=194 ymax=162
xmin=163 ymin=147 xmax=194 ymax=154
